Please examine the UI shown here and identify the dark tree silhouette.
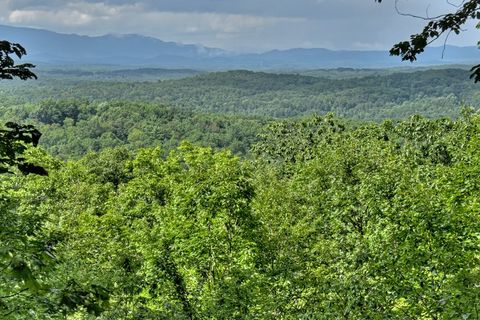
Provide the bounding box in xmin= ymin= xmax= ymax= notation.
xmin=0 ymin=41 xmax=37 ymax=80
xmin=0 ymin=40 xmax=46 ymax=175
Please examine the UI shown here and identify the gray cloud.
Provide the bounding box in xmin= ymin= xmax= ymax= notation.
xmin=0 ymin=0 xmax=477 ymax=52
xmin=14 ymin=0 xmax=473 ymax=20
xmin=4 ymin=0 xmax=455 ymax=19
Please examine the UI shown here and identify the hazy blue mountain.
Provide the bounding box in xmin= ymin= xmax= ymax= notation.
xmin=0 ymin=24 xmax=226 ymax=65
xmin=1 ymin=24 xmax=478 ymax=70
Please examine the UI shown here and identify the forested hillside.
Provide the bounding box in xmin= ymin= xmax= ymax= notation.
xmin=2 ymin=62 xmax=480 ymax=319
xmin=1 ymin=68 xmax=477 ymax=120
xmin=3 ymin=113 xmax=480 ymax=319
xmin=0 ymin=99 xmax=268 ymax=157
xmin=0 ymin=67 xmax=477 ymax=160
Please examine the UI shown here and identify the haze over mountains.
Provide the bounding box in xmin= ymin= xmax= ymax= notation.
xmin=2 ymin=24 xmax=478 ymax=70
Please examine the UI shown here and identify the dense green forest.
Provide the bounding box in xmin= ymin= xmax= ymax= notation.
xmin=0 ymin=99 xmax=268 ymax=157
xmin=2 ymin=66 xmax=480 ymax=319
xmin=1 ymin=68 xmax=478 ymax=120
xmin=3 ymin=113 xmax=480 ymax=319
xmin=0 ymin=67 xmax=478 ymax=159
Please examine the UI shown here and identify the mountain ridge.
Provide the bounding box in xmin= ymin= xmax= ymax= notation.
xmin=1 ymin=24 xmax=478 ymax=70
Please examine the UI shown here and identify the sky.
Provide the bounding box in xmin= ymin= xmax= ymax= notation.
xmin=0 ymin=0 xmax=478 ymax=52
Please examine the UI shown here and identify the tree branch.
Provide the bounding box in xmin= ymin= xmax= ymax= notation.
xmin=0 ymin=288 xmax=28 ymax=299
xmin=394 ymin=0 xmax=449 ymax=21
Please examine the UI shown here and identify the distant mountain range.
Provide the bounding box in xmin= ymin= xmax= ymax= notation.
xmin=1 ymin=24 xmax=478 ymax=70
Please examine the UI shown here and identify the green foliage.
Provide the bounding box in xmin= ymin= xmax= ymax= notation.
xmin=23 ymin=144 xmax=262 ymax=318
xmin=0 ymin=99 xmax=268 ymax=158
xmin=0 ymin=47 xmax=108 ymax=316
xmin=3 ymin=113 xmax=480 ymax=318
xmin=0 ymin=68 xmax=476 ymax=161
xmin=253 ymin=114 xmax=349 ymax=165
xmin=0 ymin=68 xmax=475 ymax=121
xmin=251 ymin=113 xmax=480 ymax=318
xmin=0 ymin=122 xmax=47 ymax=175
xmin=32 ymin=100 xmax=84 ymax=125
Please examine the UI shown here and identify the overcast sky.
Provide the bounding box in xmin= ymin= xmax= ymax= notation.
xmin=0 ymin=0 xmax=477 ymax=52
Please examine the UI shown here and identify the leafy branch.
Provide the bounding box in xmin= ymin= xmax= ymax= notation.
xmin=0 ymin=41 xmax=36 ymax=80
xmin=376 ymin=0 xmax=480 ymax=81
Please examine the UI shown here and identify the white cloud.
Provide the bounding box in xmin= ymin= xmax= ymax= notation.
xmin=0 ymin=0 xmax=477 ymax=52
xmin=3 ymin=1 xmax=304 ymax=50
xmin=7 ymin=2 xmax=129 ymax=25
xmin=9 ymin=9 xmax=93 ymax=26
